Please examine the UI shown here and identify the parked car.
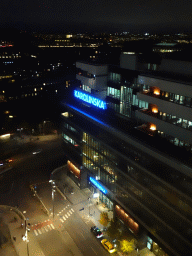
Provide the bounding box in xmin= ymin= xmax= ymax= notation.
xmin=91 ymin=226 xmax=103 ymax=238
xmin=101 ymin=238 xmax=117 ymax=253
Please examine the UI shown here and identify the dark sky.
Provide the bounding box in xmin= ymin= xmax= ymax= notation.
xmin=1 ymin=0 xmax=192 ymax=33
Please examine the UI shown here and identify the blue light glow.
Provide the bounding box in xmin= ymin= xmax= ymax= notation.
xmin=89 ymin=177 xmax=107 ymax=194
xmin=74 ymin=90 xmax=106 ymax=110
xmin=66 ymin=104 xmax=110 ymax=128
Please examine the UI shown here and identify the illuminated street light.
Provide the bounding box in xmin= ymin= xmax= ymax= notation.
xmin=22 ymin=211 xmax=29 ymax=256
xmin=49 ymin=180 xmax=56 ymax=219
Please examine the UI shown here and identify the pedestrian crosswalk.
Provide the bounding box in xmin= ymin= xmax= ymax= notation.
xmin=32 ymin=205 xmax=75 ymax=235
xmin=31 ymin=220 xmax=55 ymax=236
xmin=59 ymin=206 xmax=74 ymax=223
xmin=33 ymin=224 xmax=55 ymax=236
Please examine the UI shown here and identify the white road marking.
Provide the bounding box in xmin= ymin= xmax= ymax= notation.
xmin=47 ymin=225 xmax=52 ymax=230
xmin=34 ymin=230 xmax=38 ymax=236
xmin=71 ymin=208 xmax=74 ymax=212
xmin=69 ymin=210 xmax=72 ymax=214
xmin=50 ymin=224 xmax=55 ymax=229
xmin=67 ymin=212 xmax=70 ymax=217
xmin=90 ymin=247 xmax=97 ymax=255
xmin=60 ymin=218 xmax=64 ymax=223
xmin=65 ymin=214 xmax=68 ymax=218
xmin=44 ymin=226 xmax=49 ymax=232
xmin=80 ymin=233 xmax=85 ymax=239
xmin=63 ymin=216 xmax=66 ymax=221
xmin=37 ymin=229 xmax=42 ymax=235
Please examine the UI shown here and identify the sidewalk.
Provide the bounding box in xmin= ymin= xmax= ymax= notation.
xmin=51 ymin=165 xmax=113 ymax=230
xmin=52 ymin=165 xmax=155 ymax=256
xmin=0 ymin=205 xmax=45 ymax=256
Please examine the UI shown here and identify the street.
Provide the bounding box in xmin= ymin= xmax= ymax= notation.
xmin=0 ymin=136 xmax=110 ymax=256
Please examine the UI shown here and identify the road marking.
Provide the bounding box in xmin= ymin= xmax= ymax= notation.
xmin=67 ymin=212 xmax=70 ymax=217
xmin=90 ymin=247 xmax=97 ymax=255
xmin=60 ymin=219 xmax=64 ymax=223
xmin=69 ymin=210 xmax=72 ymax=214
xmin=50 ymin=224 xmax=55 ymax=229
xmin=63 ymin=216 xmax=66 ymax=221
xmin=37 ymin=229 xmax=42 ymax=235
xmin=47 ymin=225 xmax=52 ymax=230
xmin=34 ymin=230 xmax=38 ymax=236
xmin=80 ymin=233 xmax=85 ymax=239
xmin=71 ymin=208 xmax=74 ymax=212
xmin=44 ymin=226 xmax=49 ymax=232
xmin=65 ymin=214 xmax=68 ymax=218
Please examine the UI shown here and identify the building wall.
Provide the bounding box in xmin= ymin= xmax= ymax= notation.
xmin=138 ymin=75 xmax=192 ymax=98
xmin=159 ymin=59 xmax=192 ymax=75
xmin=120 ymin=53 xmax=138 ymax=70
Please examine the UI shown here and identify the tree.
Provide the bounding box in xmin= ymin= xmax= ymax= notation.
xmin=120 ymin=228 xmax=135 ymax=242
xmin=120 ymin=239 xmax=135 ymax=254
xmin=107 ymin=218 xmax=121 ymax=240
xmin=99 ymin=211 xmax=110 ymax=228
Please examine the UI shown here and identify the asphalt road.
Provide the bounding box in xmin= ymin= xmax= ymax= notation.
xmin=0 ymin=136 xmax=110 ymax=256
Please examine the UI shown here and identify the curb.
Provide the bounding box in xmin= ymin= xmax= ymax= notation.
xmin=29 ymin=185 xmax=50 ymax=216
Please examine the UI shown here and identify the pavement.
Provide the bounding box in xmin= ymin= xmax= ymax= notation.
xmin=0 ymin=163 xmax=155 ymax=256
xmin=51 ymin=165 xmax=155 ymax=256
xmin=0 ymin=205 xmax=45 ymax=256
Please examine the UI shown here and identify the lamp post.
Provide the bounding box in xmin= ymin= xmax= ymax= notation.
xmin=49 ymin=180 xmax=56 ymax=219
xmin=22 ymin=211 xmax=29 ymax=256
xmin=88 ymin=197 xmax=91 ymax=216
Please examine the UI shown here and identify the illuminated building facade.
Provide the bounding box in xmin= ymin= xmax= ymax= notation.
xmin=61 ymin=58 xmax=192 ymax=256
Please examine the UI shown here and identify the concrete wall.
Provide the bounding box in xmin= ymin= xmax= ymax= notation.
xmin=159 ymin=59 xmax=192 ymax=75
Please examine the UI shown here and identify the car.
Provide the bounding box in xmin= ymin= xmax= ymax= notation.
xmin=32 ymin=149 xmax=42 ymax=155
xmin=101 ymin=238 xmax=117 ymax=253
xmin=91 ymin=226 xmax=103 ymax=238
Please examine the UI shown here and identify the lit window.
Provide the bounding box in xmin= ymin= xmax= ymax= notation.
xmin=150 ymin=124 xmax=156 ymax=131
xmin=153 ymin=89 xmax=160 ymax=95
xmin=152 ymin=107 xmax=158 ymax=113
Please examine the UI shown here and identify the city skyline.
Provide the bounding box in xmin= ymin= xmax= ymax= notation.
xmin=1 ymin=0 xmax=192 ymax=34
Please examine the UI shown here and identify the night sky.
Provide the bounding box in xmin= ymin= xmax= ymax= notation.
xmin=1 ymin=0 xmax=192 ymax=33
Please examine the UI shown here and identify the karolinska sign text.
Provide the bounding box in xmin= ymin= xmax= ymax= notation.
xmin=74 ymin=90 xmax=106 ymax=110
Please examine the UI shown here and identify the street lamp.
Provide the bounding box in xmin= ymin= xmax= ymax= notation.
xmin=22 ymin=211 xmax=29 ymax=256
xmin=49 ymin=180 xmax=56 ymax=219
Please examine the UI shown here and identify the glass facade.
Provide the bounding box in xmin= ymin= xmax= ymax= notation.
xmin=139 ymin=86 xmax=192 ymax=151
xmin=108 ymin=72 xmax=121 ymax=83
xmin=81 ymin=130 xmax=192 ymax=254
xmin=82 ymin=132 xmax=117 ymax=189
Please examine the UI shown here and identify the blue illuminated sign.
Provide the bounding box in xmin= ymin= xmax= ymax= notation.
xmin=74 ymin=90 xmax=106 ymax=110
xmin=89 ymin=177 xmax=107 ymax=194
